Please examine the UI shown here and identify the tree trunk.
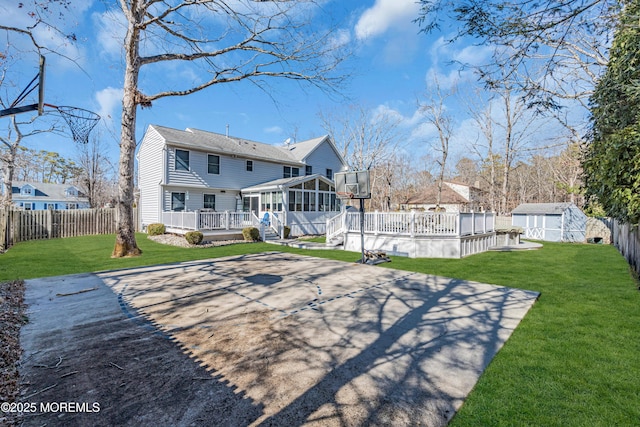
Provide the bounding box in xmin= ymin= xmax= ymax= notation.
xmin=112 ymin=3 xmax=142 ymax=258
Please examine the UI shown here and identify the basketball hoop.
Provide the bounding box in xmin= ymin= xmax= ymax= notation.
xmin=336 ymin=191 xmax=355 ymax=200
xmin=54 ymin=105 xmax=101 ymax=144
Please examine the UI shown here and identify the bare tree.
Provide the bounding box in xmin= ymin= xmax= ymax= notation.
xmin=320 ymin=105 xmax=404 ymax=171
xmin=418 ymin=77 xmax=455 ymax=210
xmin=467 ymin=91 xmax=499 ymax=211
xmin=110 ymin=0 xmax=349 ymax=257
xmin=74 ymin=133 xmax=117 ymax=208
xmin=0 ymin=116 xmax=57 ymax=207
xmin=416 ymin=0 xmax=618 ymax=112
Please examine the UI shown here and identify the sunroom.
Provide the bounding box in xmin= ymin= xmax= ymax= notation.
xmin=241 ymin=174 xmax=341 ymax=236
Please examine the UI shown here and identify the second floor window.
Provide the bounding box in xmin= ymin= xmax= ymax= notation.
xmin=305 ymin=165 xmax=312 ymax=175
xmin=284 ymin=166 xmax=300 ymax=178
xmin=246 ymin=160 xmax=253 ymax=172
xmin=175 ymin=149 xmax=189 ymax=171
xmin=208 ymin=154 xmax=220 ymax=174
xmin=326 ymin=168 xmax=333 ymax=180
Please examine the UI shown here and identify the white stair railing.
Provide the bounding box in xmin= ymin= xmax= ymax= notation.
xmin=326 ymin=211 xmax=346 ymax=241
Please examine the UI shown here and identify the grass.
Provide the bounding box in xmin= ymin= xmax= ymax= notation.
xmin=1 ymin=235 xmax=639 ymax=425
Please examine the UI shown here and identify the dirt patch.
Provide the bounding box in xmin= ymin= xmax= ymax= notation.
xmin=0 ymin=280 xmax=26 ymax=427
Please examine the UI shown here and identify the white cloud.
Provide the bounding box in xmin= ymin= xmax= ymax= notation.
xmin=93 ymin=10 xmax=127 ymax=59
xmin=264 ymin=126 xmax=283 ymax=134
xmin=95 ymin=87 xmax=123 ymax=121
xmin=354 ymin=0 xmax=421 ymax=41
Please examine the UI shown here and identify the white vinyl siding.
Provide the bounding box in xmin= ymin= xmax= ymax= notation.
xmin=137 ymin=126 xmax=166 ymax=226
xmin=303 ymin=139 xmax=346 ymax=178
xmin=167 ymin=146 xmax=298 ymax=188
xmin=163 ymin=189 xmax=237 ymax=212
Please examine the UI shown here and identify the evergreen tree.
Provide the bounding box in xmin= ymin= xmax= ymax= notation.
xmin=585 ymin=1 xmax=640 ymax=223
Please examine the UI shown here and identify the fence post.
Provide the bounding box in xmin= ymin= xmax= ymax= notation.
xmin=374 ymin=210 xmax=379 ymax=236
xmin=225 ymin=211 xmax=230 ymax=230
xmin=471 ymin=211 xmax=475 ymax=235
xmin=410 ymin=210 xmax=415 ymax=238
xmin=0 ymin=207 xmax=7 ymax=252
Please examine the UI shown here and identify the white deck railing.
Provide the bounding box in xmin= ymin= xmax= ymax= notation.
xmin=161 ymin=211 xmax=253 ymax=231
xmin=337 ymin=211 xmax=494 ymax=237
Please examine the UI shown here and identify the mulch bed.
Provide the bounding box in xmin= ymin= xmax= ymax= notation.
xmin=0 ymin=280 xmax=26 ymax=427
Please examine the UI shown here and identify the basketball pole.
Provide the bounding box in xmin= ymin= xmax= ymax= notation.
xmin=360 ymin=197 xmax=365 ymax=264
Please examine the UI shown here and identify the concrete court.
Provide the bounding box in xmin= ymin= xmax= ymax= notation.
xmin=20 ymin=252 xmax=539 ymax=426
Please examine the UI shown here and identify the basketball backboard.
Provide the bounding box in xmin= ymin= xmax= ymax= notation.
xmin=0 ymin=55 xmax=45 ymax=118
xmin=334 ymin=170 xmax=371 ymax=200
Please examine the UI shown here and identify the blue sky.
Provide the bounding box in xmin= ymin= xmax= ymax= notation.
xmin=2 ymin=0 xmax=579 ymax=172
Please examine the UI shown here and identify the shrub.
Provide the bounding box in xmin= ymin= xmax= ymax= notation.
xmin=283 ymin=226 xmax=291 ymax=239
xmin=147 ymin=223 xmax=166 ymax=236
xmin=242 ymin=227 xmax=260 ymax=242
xmin=185 ymin=231 xmax=203 ymax=245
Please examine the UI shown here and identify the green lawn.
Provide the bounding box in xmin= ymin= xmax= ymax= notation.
xmin=1 ymin=234 xmax=638 ymax=425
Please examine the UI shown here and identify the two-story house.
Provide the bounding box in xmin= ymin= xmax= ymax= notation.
xmin=136 ymin=125 xmax=348 ymax=235
xmin=1 ymin=181 xmax=90 ymax=210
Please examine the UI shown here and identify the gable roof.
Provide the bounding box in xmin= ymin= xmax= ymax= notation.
xmin=404 ymin=184 xmax=470 ymax=205
xmin=282 ymin=135 xmax=347 ymax=167
xmin=148 ymin=125 xmax=342 ymax=166
xmin=241 ymin=174 xmax=334 ymax=193
xmin=9 ymin=181 xmax=87 ymax=201
xmin=512 ymin=202 xmax=577 ymax=215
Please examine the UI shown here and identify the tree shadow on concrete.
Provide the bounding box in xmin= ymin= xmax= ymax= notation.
xmin=98 ymin=253 xmax=538 ymax=426
xmin=20 ymin=272 xmax=264 ymax=427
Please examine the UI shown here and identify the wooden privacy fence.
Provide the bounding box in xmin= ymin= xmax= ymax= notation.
xmin=611 ymin=220 xmax=640 ymax=277
xmin=0 ymin=208 xmax=123 ymax=251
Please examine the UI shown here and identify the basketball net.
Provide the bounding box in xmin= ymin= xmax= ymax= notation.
xmin=56 ymin=106 xmax=101 ymax=144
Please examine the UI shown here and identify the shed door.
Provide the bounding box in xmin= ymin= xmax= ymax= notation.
xmin=526 ymin=215 xmax=544 ymax=240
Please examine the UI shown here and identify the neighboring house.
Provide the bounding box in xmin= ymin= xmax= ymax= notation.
xmin=400 ymin=181 xmax=486 ymax=213
xmin=511 ymin=202 xmax=587 ymax=242
xmin=1 ymin=181 xmax=90 ymax=210
xmin=136 ymin=125 xmax=348 ymax=233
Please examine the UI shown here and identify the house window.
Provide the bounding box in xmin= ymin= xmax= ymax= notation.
xmin=326 ymin=168 xmax=333 ymax=180
xmin=24 ymin=202 xmax=33 ymax=211
xmin=175 ymin=149 xmax=189 ymax=171
xmin=203 ymin=194 xmax=216 ymax=210
xmin=305 ymin=165 xmax=312 ymax=175
xmin=46 ymin=203 xmax=56 ymax=210
xmin=21 ymin=187 xmax=33 ymax=196
xmin=66 ymin=203 xmax=78 ymax=210
xmin=246 ymin=160 xmax=253 ymax=172
xmin=208 ymin=154 xmax=220 ymax=174
xmin=283 ymin=166 xmax=300 ymax=178
xmin=288 ymin=190 xmax=303 ymax=212
xmin=171 ymin=192 xmax=186 ymax=211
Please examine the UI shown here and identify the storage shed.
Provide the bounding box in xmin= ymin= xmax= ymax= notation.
xmin=511 ymin=203 xmax=587 ymax=242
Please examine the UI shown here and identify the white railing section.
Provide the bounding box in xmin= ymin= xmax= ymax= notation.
xmin=162 ymin=211 xmax=198 ymax=230
xmin=270 ymin=211 xmax=284 ymax=238
xmin=341 ymin=211 xmax=494 ymax=237
xmin=162 ymin=210 xmax=253 ymax=231
xmin=326 ymin=212 xmax=346 ymax=241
